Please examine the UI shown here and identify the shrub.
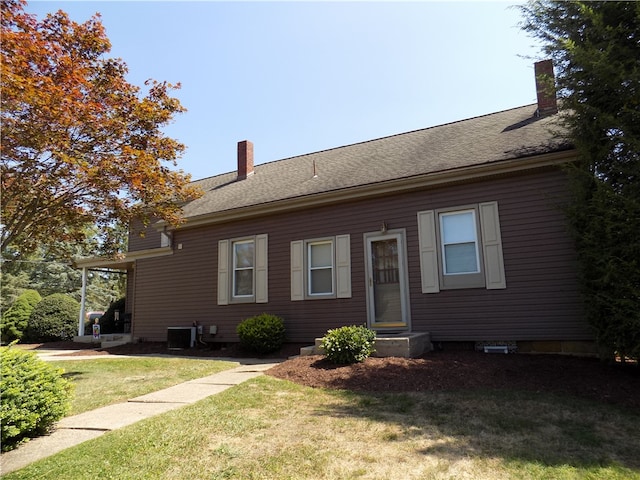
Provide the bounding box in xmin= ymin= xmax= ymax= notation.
xmin=321 ymin=325 xmax=376 ymax=364
xmin=25 ymin=293 xmax=80 ymax=342
xmin=100 ymin=297 xmax=125 ymax=334
xmin=1 ymin=346 xmax=73 ymax=451
xmin=236 ymin=313 xmax=286 ymax=354
xmin=1 ymin=289 xmax=41 ymax=343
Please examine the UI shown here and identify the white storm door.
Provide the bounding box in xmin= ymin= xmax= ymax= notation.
xmin=365 ymin=231 xmax=410 ymax=329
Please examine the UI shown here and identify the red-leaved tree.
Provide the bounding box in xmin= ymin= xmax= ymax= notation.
xmin=1 ymin=0 xmax=202 ymax=258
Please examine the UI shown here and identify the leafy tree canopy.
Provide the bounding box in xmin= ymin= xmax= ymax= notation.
xmin=1 ymin=243 xmax=125 ymax=316
xmin=519 ymin=1 xmax=640 ymax=360
xmin=1 ymin=0 xmax=202 ymax=259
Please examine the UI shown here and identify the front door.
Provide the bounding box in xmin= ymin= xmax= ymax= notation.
xmin=365 ymin=231 xmax=410 ymax=330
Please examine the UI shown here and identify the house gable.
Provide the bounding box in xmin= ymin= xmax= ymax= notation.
xmin=163 ymin=104 xmax=571 ymax=233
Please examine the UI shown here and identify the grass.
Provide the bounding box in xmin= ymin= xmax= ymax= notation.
xmin=4 ymin=374 xmax=640 ymax=479
xmin=49 ymin=357 xmax=238 ymax=415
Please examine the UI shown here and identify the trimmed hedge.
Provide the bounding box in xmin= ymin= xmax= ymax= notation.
xmin=25 ymin=293 xmax=79 ymax=342
xmin=1 ymin=346 xmax=73 ymax=451
xmin=1 ymin=289 xmax=41 ymax=343
xmin=321 ymin=325 xmax=376 ymax=364
xmin=236 ymin=313 xmax=286 ymax=354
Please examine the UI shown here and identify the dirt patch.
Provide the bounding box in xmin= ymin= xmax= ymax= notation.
xmin=22 ymin=341 xmax=639 ymax=410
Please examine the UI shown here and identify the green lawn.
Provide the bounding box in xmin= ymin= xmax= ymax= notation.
xmin=49 ymin=357 xmax=238 ymax=415
xmin=5 ymin=374 xmax=640 ymax=480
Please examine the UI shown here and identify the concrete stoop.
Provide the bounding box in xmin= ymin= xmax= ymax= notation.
xmin=301 ymin=332 xmax=433 ymax=358
xmin=73 ymin=334 xmax=132 ymax=349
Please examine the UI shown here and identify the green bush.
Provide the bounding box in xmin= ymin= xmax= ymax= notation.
xmin=236 ymin=313 xmax=286 ymax=354
xmin=100 ymin=297 xmax=125 ymax=334
xmin=25 ymin=293 xmax=80 ymax=342
xmin=321 ymin=325 xmax=376 ymax=364
xmin=1 ymin=289 xmax=41 ymax=343
xmin=1 ymin=346 xmax=73 ymax=451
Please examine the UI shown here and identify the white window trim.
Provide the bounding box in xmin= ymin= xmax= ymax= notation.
xmin=218 ymin=234 xmax=268 ymax=305
xmin=439 ymin=209 xmax=481 ymax=276
xmin=435 ymin=205 xmax=485 ymax=289
xmin=291 ymin=234 xmax=351 ymax=301
xmin=417 ymin=202 xmax=506 ymax=293
xmin=307 ymin=240 xmax=335 ymax=297
xmin=160 ymin=231 xmax=172 ymax=248
xmin=232 ymin=239 xmax=255 ymax=300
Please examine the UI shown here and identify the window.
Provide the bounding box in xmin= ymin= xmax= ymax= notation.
xmin=291 ymin=235 xmax=351 ymax=301
xmin=417 ymin=202 xmax=506 ymax=292
xmin=232 ymin=240 xmax=254 ymax=298
xmin=440 ymin=210 xmax=480 ymax=275
xmin=218 ymin=234 xmax=268 ymax=305
xmin=308 ymin=241 xmax=334 ymax=295
xmin=160 ymin=231 xmax=172 ymax=248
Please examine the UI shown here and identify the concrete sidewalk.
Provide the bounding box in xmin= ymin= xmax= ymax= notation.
xmin=1 ymin=358 xmax=282 ymax=475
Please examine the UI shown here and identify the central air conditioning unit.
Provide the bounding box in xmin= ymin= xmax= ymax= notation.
xmin=167 ymin=326 xmax=196 ymax=349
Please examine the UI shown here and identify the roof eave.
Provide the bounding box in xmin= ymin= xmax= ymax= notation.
xmin=73 ymin=246 xmax=173 ymax=270
xmin=158 ymin=148 xmax=577 ymax=232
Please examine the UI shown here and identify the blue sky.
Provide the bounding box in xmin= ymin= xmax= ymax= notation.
xmin=27 ymin=1 xmax=543 ymax=181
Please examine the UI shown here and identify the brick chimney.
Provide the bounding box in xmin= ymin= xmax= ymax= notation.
xmin=534 ymin=60 xmax=558 ymax=117
xmin=237 ymin=140 xmax=254 ymax=180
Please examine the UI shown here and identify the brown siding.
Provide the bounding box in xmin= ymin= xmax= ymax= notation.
xmin=128 ymin=218 xmax=163 ymax=252
xmin=131 ymin=167 xmax=590 ymax=344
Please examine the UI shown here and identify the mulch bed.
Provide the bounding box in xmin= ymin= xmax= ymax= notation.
xmin=23 ymin=341 xmax=640 ymax=410
xmin=268 ymin=351 xmax=640 ymax=410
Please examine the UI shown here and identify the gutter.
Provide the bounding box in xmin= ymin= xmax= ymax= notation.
xmin=155 ymin=148 xmax=576 ymax=232
xmin=73 ymin=246 xmax=174 ymax=270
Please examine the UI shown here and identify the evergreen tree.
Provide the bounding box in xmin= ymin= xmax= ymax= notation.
xmin=25 ymin=293 xmax=79 ymax=342
xmin=519 ymin=1 xmax=640 ymax=360
xmin=1 ymin=289 xmax=41 ymax=342
xmin=1 ymin=232 xmax=125 ymax=317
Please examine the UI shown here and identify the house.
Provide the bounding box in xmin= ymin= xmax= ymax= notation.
xmin=75 ymin=61 xmax=595 ymax=355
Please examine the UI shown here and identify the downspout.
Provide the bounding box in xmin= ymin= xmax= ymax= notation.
xmin=78 ymin=267 xmax=88 ymax=336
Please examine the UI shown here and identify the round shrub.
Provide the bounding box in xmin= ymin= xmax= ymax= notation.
xmin=1 ymin=346 xmax=73 ymax=451
xmin=321 ymin=325 xmax=376 ymax=364
xmin=25 ymin=293 xmax=80 ymax=342
xmin=236 ymin=313 xmax=286 ymax=354
xmin=1 ymin=289 xmax=41 ymax=343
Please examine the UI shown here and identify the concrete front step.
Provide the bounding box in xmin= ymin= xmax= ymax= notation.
xmin=301 ymin=332 xmax=432 ymax=358
xmin=73 ymin=334 xmax=132 ymax=349
xmin=100 ymin=338 xmax=131 ymax=348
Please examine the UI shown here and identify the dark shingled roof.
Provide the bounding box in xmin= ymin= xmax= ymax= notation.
xmin=181 ymin=104 xmax=569 ymax=220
